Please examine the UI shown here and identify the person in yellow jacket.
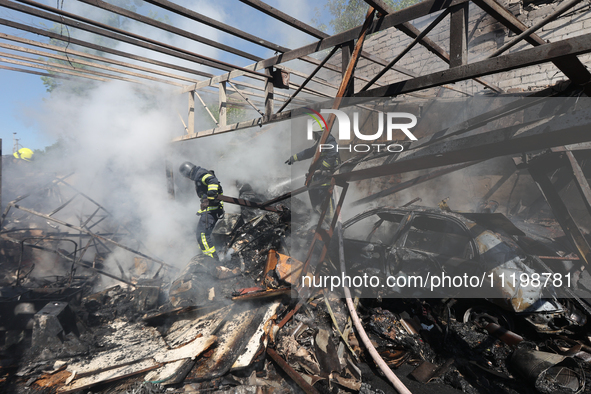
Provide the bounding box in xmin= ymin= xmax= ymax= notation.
xmin=13 ymin=148 xmax=34 ymax=162
xmin=179 ymin=161 xmax=224 ymax=261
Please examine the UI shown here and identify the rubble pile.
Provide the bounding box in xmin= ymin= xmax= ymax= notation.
xmin=3 ymin=169 xmax=591 ymax=394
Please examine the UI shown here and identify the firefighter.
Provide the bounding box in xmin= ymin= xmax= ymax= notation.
xmin=13 ymin=147 xmax=34 ymax=162
xmin=179 ymin=162 xmax=224 ymax=261
xmin=285 ymin=122 xmax=341 ymax=218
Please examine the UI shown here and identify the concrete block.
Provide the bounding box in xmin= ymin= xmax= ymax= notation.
xmin=31 ymin=302 xmax=78 ymax=348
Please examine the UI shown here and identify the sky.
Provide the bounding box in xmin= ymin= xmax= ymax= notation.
xmin=0 ymin=0 xmax=335 ymax=153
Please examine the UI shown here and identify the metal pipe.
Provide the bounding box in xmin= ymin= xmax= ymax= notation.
xmin=334 ymin=190 xmax=411 ymax=393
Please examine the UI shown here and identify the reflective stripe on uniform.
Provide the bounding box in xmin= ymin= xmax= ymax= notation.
xmin=293 ymin=154 xmax=298 ymax=161
xmin=201 ymin=173 xmax=212 ymax=183
xmin=200 ymin=232 xmax=216 ymax=257
xmin=322 ymin=160 xmax=331 ymax=168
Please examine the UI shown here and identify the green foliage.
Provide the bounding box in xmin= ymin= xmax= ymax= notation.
xmin=33 ymin=138 xmax=68 ymax=160
xmin=313 ymin=0 xmax=422 ymax=34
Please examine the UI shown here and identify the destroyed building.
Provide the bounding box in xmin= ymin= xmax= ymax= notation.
xmin=2 ymin=0 xmax=591 ymax=393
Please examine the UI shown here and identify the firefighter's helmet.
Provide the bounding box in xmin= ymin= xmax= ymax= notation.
xmin=312 ymin=121 xmax=323 ymax=140
xmin=179 ymin=161 xmax=196 ymax=179
xmin=13 ymin=148 xmax=34 ymax=162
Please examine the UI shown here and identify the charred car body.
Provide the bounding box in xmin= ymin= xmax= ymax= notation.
xmin=334 ymin=207 xmax=588 ymax=334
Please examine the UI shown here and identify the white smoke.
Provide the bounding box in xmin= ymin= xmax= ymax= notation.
xmin=12 ymin=0 xmax=327 ymax=279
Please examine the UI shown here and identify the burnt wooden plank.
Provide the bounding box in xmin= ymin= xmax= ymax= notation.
xmin=566 ymin=150 xmax=591 ymax=217
xmin=529 ymin=167 xmax=591 ymax=266
xmin=353 ymin=32 xmax=591 ymax=99
xmin=334 ymin=103 xmax=591 ymax=182
xmin=473 ymin=0 xmax=591 ymax=94
xmin=449 ymin=3 xmax=469 ymax=67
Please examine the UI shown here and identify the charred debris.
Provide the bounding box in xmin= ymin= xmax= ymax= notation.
xmin=2 ymin=143 xmax=591 ymax=394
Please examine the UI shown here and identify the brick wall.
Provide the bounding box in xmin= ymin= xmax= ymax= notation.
xmin=328 ymin=0 xmax=591 ymax=94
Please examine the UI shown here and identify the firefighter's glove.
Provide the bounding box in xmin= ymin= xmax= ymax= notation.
xmin=285 ymin=155 xmax=296 ymax=165
xmin=197 ymin=199 xmax=209 ymax=214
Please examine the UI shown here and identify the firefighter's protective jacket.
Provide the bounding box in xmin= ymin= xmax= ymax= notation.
xmin=189 ymin=166 xmax=223 ymax=212
xmin=290 ymin=133 xmax=341 ymax=171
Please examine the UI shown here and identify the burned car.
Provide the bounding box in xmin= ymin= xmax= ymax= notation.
xmin=333 ymin=207 xmax=587 ymax=333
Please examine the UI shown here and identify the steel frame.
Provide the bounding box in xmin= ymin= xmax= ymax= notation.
xmin=0 ymin=174 xmax=172 ymax=285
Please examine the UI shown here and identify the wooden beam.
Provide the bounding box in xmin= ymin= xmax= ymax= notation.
xmin=191 ymin=0 xmax=470 ymax=90
xmin=306 ymin=7 xmax=376 ymax=186
xmin=143 ymin=0 xmax=290 ymax=54
xmin=226 ymin=81 xmax=264 ymax=116
xmin=0 ymin=42 xmax=186 ymax=87
xmin=472 ymin=0 xmax=591 ymax=95
xmin=219 ymin=82 xmax=227 ymax=128
xmin=449 ymin=3 xmax=469 ymax=67
xmin=360 ymin=8 xmax=451 ymax=91
xmin=0 ymin=18 xmax=214 ymax=79
xmin=396 ymin=20 xmax=502 ymax=92
xmin=353 ymin=32 xmax=591 ymax=99
xmin=363 ymin=0 xmax=391 ymax=15
xmin=188 ymin=92 xmax=195 ymax=135
xmin=0 ymin=63 xmax=70 ymax=79
xmin=264 ymin=69 xmax=274 ymax=121
xmin=351 ymin=161 xmax=480 ymax=206
xmin=179 ymin=27 xmax=589 ymax=140
xmin=362 ymin=0 xmax=500 ymax=92
xmin=8 ymin=0 xmax=269 ymax=78
xmin=489 ymin=0 xmax=584 ymax=58
xmin=529 ymin=166 xmax=591 ymax=265
xmin=238 ymin=0 xmax=326 ymax=39
xmin=77 ymin=0 xmax=261 ymax=62
xmin=0 ymin=51 xmax=153 ymax=84
xmin=144 ymin=0 xmax=380 ymax=89
xmin=334 ymin=104 xmax=591 ymax=183
xmin=342 ymin=41 xmax=355 ymax=97
xmin=277 ymin=46 xmax=340 ymax=113
xmin=0 ymin=57 xmax=109 ymax=82
xmin=0 ymin=32 xmax=199 ymax=83
xmin=172 ymin=110 xmax=292 ymax=141
xmin=566 ymin=150 xmax=591 ymax=217
xmin=179 ymin=30 xmax=591 ymax=140
xmin=194 ymin=91 xmax=219 ymax=127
